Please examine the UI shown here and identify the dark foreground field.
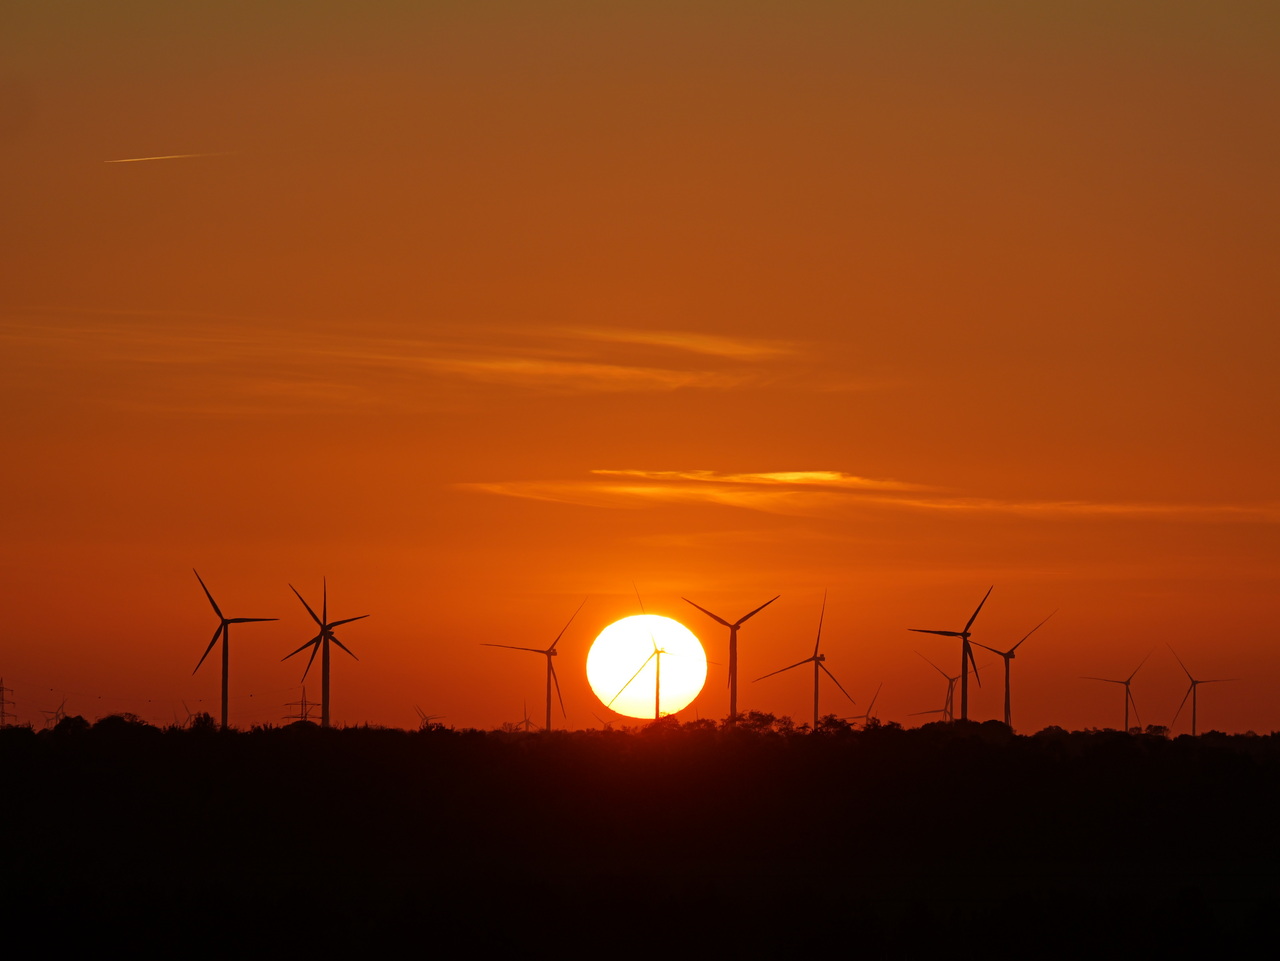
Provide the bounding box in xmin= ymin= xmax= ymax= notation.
xmin=4 ymin=717 xmax=1278 ymax=957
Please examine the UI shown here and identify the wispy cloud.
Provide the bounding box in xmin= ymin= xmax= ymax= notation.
xmin=1 ymin=311 xmax=789 ymax=414
xmin=591 ymin=469 xmax=935 ymax=491
xmin=566 ymin=327 xmax=795 ymax=360
xmin=461 ymin=468 xmax=1280 ymax=524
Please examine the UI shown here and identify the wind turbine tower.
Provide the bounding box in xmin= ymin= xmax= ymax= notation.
xmin=284 ymin=580 xmax=368 ymax=728
xmin=683 ymin=594 xmax=779 ymax=723
xmin=754 ymin=592 xmax=855 ymax=729
xmin=1082 ymin=651 xmax=1150 ymax=732
xmin=192 ymin=570 xmax=277 ymax=730
xmin=481 ymin=598 xmax=586 ymax=732
xmin=971 ymin=611 xmax=1054 ymax=729
xmin=909 ymin=586 xmax=991 ymax=722
xmin=1169 ymin=646 xmax=1237 ymax=736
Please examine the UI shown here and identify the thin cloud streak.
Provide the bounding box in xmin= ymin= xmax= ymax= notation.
xmin=104 ymin=152 xmax=230 ymax=163
xmin=567 ymin=326 xmax=795 ymax=360
xmin=462 ymin=471 xmax=1280 ymax=523
xmin=591 ymin=469 xmax=935 ymax=491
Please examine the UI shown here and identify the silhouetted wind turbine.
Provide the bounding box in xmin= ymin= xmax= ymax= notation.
xmin=971 ymin=611 xmax=1055 ymax=730
xmin=844 ymin=682 xmax=883 ymax=729
xmin=192 ymin=569 xmax=276 ymax=730
xmin=754 ymin=592 xmax=855 ymax=730
xmin=1169 ymin=646 xmax=1237 ymax=736
xmin=1082 ymin=651 xmax=1150 ymax=732
xmin=481 ymin=597 xmax=586 ymax=732
xmin=608 ymin=632 xmax=671 ymax=721
xmin=914 ymin=651 xmax=958 ymax=723
xmin=283 ymin=579 xmax=367 ymax=729
xmin=909 ymin=586 xmax=991 ymax=722
xmin=683 ymin=594 xmax=778 ymax=723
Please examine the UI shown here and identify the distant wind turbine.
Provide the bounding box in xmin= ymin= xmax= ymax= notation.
xmin=481 ymin=598 xmax=587 ymax=732
xmin=844 ymin=682 xmax=883 ymax=729
xmin=971 ymin=611 xmax=1055 ymax=729
xmin=909 ymin=586 xmax=991 ymax=722
xmin=683 ymin=594 xmax=779 ymax=723
xmin=283 ymin=580 xmax=368 ymax=729
xmin=912 ymin=651 xmax=959 ymax=724
xmin=192 ymin=569 xmax=276 ymax=730
xmin=754 ymin=592 xmax=855 ymax=730
xmin=1082 ymin=651 xmax=1151 ymax=732
xmin=1169 ymin=646 xmax=1237 ymax=736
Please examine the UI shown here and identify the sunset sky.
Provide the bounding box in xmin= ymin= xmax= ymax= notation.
xmin=3 ymin=2 xmax=1277 ymax=733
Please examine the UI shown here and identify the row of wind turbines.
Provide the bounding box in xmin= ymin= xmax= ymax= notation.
xmin=191 ymin=570 xmax=1235 ymax=735
xmin=483 ymin=585 xmax=1237 ymax=736
xmin=193 ymin=570 xmax=366 ymax=729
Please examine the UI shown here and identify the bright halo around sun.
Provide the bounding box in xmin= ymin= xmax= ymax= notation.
xmin=587 ymin=615 xmax=707 ymax=719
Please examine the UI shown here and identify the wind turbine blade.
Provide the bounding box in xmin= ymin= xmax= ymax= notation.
xmin=1128 ymin=688 xmax=1142 ymax=727
xmin=818 ymin=661 xmax=856 ymax=704
xmin=481 ymin=644 xmax=544 ymax=654
xmin=970 ymin=641 xmax=1006 ymax=656
xmin=914 ymin=650 xmax=949 ymax=680
xmin=282 ymin=634 xmax=322 ymax=661
xmin=1171 ymin=683 xmax=1194 ymax=726
xmin=192 ymin=625 xmax=223 ymax=674
xmin=1082 ymin=676 xmax=1124 ymax=685
xmin=607 ymin=651 xmax=658 ymax=708
xmin=737 ymin=595 xmax=780 ymax=626
xmin=330 ymin=635 xmax=359 ymax=660
xmin=329 ymin=614 xmax=369 ymax=629
xmin=967 ymin=646 xmax=982 ymax=687
xmin=193 ymin=569 xmax=223 ymax=619
xmin=754 ymin=658 xmax=813 ymax=682
xmin=1128 ymin=649 xmax=1154 ymax=682
xmin=909 ymin=629 xmax=963 ymax=638
xmin=682 ymin=598 xmax=730 ymax=628
xmin=228 ymin=617 xmax=277 ymax=624
xmin=290 ymin=585 xmax=323 ymax=627
xmin=812 ymin=590 xmax=827 ymax=658
xmin=550 ymin=596 xmax=589 ymax=651
xmin=865 ymin=682 xmax=882 ymax=716
xmin=300 ymin=639 xmax=321 ymax=681
xmin=963 ymin=585 xmax=994 ymax=634
xmin=1200 ymin=678 xmax=1239 ymax=684
xmin=1010 ymin=610 xmax=1055 ymax=652
xmin=322 ymin=577 xmax=328 ymax=624
xmin=1167 ymin=644 xmax=1194 ymax=682
xmin=551 ymin=661 xmax=566 ymax=717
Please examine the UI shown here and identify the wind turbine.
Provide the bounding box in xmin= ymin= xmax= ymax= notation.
xmin=1169 ymin=646 xmax=1237 ymax=736
xmin=683 ymin=594 xmax=779 ymax=723
xmin=754 ymin=592 xmax=855 ymax=730
xmin=913 ymin=651 xmax=958 ymax=724
xmin=909 ymin=586 xmax=991 ymax=722
xmin=971 ymin=611 xmax=1055 ymax=730
xmin=42 ymin=697 xmax=68 ymax=730
xmin=607 ymin=632 xmax=671 ymax=721
xmin=481 ymin=597 xmax=587 ymax=732
xmin=283 ymin=579 xmax=368 ymax=729
xmin=192 ymin=569 xmax=277 ymax=730
xmin=1082 ymin=651 xmax=1150 ymax=732
xmin=414 ymin=705 xmax=445 ymax=730
xmin=844 ymin=682 xmax=883 ymax=729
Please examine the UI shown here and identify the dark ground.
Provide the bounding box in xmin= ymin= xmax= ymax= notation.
xmin=4 ymin=715 xmax=1277 ymax=957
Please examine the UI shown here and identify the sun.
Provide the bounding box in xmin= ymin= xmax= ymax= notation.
xmin=587 ymin=615 xmax=707 ymax=719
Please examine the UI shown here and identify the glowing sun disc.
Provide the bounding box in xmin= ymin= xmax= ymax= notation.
xmin=587 ymin=615 xmax=707 ymax=719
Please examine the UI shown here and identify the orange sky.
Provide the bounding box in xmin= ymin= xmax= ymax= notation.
xmin=2 ymin=2 xmax=1278 ymax=733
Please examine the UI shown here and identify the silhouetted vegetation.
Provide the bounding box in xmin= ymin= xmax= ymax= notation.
xmin=3 ymin=716 xmax=1277 ymax=956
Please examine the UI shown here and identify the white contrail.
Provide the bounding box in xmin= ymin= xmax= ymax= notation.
xmin=104 ymin=152 xmax=227 ymax=163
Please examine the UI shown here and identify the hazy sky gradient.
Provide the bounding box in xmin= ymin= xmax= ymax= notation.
xmin=3 ymin=2 xmax=1277 ymax=732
